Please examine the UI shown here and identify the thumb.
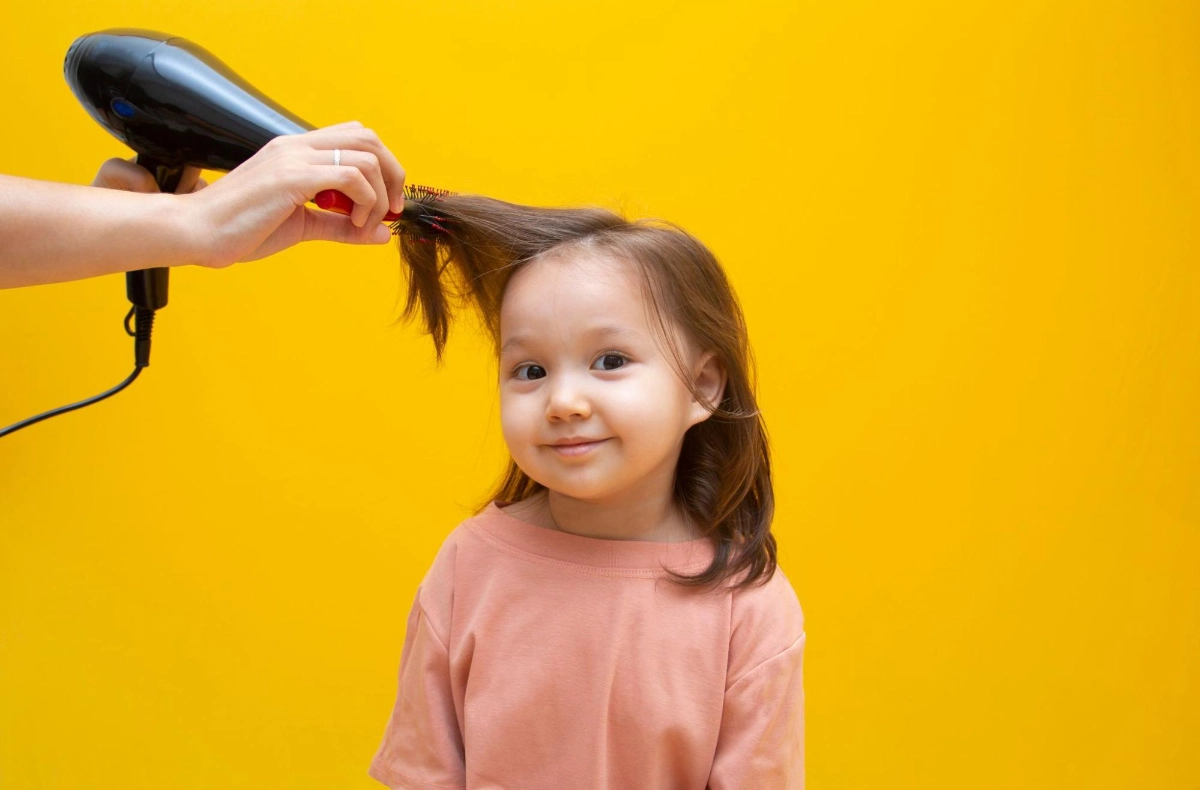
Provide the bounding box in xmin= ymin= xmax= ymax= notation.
xmin=303 ymin=208 xmax=392 ymax=245
xmin=91 ymin=157 xmax=160 ymax=193
xmin=176 ymin=165 xmax=206 ymax=194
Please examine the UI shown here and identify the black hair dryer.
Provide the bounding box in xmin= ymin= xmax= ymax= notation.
xmin=0 ymin=30 xmax=329 ymax=438
xmin=63 ymin=28 xmax=317 ymax=364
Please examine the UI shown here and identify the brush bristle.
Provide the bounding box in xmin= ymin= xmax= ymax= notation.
xmin=390 ymin=184 xmax=457 ymax=238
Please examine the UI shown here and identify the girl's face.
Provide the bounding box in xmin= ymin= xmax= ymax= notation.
xmin=498 ymin=251 xmax=723 ymax=506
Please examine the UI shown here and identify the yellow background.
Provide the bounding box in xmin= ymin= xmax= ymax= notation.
xmin=2 ymin=1 xmax=1198 ymax=788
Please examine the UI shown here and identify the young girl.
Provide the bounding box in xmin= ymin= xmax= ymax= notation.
xmin=369 ymin=194 xmax=805 ymax=790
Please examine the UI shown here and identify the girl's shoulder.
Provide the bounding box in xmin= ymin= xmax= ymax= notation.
xmin=417 ymin=501 xmax=526 ymax=587
xmin=409 ymin=507 xmax=502 ymax=641
xmin=729 ymin=565 xmax=803 ymax=628
xmin=726 ymin=565 xmax=806 ymax=680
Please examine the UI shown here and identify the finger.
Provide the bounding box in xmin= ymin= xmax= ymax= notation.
xmin=91 ymin=158 xmax=159 ymax=193
xmin=339 ymin=128 xmax=406 ymax=214
xmin=348 ymin=128 xmax=405 ymax=213
xmin=261 ymin=123 xmax=359 ymax=154
xmin=301 ymin=206 xmax=391 ymax=245
xmin=375 ymin=144 xmax=406 ymax=214
xmin=332 ymin=149 xmax=389 ymax=229
xmin=300 ymin=121 xmax=366 ymax=142
xmin=304 ymin=127 xmax=406 ymax=214
xmin=294 ymin=124 xmax=368 ymax=151
xmin=176 ymin=165 xmax=204 ymax=194
xmin=314 ymin=165 xmax=379 ymax=227
xmin=320 ymin=120 xmax=365 ymax=131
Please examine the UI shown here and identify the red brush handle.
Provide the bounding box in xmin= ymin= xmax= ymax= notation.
xmin=313 ymin=189 xmax=400 ymax=222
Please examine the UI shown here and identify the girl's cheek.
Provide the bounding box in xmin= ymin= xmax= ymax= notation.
xmin=500 ymin=395 xmax=539 ymax=430
xmin=607 ymin=377 xmax=659 ymax=409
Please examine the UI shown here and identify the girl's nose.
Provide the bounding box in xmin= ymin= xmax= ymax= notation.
xmin=545 ymin=375 xmax=592 ymax=421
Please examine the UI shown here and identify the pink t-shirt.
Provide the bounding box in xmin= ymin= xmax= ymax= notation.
xmin=369 ymin=500 xmax=805 ymax=790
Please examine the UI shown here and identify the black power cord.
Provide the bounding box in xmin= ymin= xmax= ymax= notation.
xmin=1 ymin=156 xmax=180 ymax=441
xmin=0 ymin=307 xmax=156 ymax=439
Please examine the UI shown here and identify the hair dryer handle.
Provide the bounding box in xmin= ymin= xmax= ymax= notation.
xmin=314 ymin=189 xmax=400 ymax=223
xmin=126 ymin=154 xmax=184 ymax=312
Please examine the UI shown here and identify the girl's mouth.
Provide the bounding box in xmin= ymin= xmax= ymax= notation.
xmin=549 ymin=439 xmax=608 ymax=457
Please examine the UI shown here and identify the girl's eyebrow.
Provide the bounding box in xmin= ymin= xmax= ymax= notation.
xmin=499 ymin=325 xmax=644 ymax=357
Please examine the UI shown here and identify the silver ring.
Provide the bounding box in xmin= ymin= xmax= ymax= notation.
xmin=333 ymin=148 xmax=342 ymax=166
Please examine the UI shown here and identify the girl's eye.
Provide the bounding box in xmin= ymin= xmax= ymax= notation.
xmin=514 ymin=364 xmax=547 ymax=381
xmin=593 ymin=353 xmax=627 ymax=371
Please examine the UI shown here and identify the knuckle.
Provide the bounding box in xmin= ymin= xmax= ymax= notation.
xmin=348 ymin=169 xmax=372 ymax=193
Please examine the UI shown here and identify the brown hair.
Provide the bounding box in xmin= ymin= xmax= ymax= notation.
xmin=394 ymin=194 xmax=776 ymax=590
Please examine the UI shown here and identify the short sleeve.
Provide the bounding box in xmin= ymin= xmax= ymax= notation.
xmin=707 ymin=630 xmax=806 ymax=789
xmin=708 ymin=565 xmax=806 ymax=790
xmin=368 ymin=598 xmax=466 ymax=790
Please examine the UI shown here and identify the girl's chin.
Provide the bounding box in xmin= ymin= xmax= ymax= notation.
xmin=540 ymin=483 xmax=630 ymax=505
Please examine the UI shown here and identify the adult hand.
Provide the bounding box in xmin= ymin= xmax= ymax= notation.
xmin=185 ymin=121 xmax=406 ymax=267
xmin=106 ymin=121 xmax=404 ymax=268
xmin=98 ymin=121 xmax=405 ymax=266
xmin=0 ymin=122 xmax=404 ymax=290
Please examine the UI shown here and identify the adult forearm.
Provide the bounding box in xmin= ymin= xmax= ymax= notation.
xmin=0 ymin=174 xmax=200 ymax=289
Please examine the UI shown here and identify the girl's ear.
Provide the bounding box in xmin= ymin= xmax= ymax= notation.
xmin=688 ymin=351 xmax=728 ymax=426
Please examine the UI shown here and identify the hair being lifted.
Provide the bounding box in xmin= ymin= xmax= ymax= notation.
xmin=392 ymin=186 xmax=776 ymax=591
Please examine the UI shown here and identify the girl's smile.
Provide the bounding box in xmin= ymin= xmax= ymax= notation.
xmin=548 ymin=438 xmax=610 ymax=457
